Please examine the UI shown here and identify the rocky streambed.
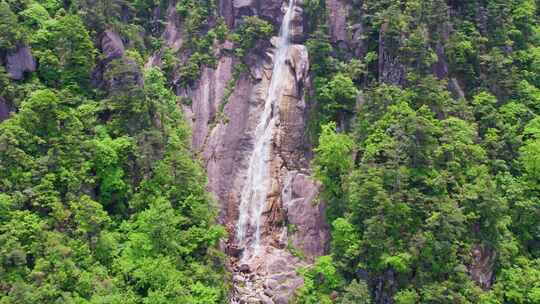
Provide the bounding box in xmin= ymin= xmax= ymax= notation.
xmin=230 ymin=245 xmax=305 ymax=304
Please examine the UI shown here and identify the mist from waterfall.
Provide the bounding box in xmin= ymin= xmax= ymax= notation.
xmin=235 ymin=0 xmax=295 ymax=257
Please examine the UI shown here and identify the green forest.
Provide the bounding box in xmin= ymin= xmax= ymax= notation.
xmin=299 ymin=0 xmax=540 ymax=303
xmin=1 ymin=0 xmax=540 ymax=303
xmin=0 ymin=0 xmax=228 ymax=302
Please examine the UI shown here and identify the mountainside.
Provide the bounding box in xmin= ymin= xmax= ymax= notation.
xmin=2 ymin=0 xmax=540 ymax=303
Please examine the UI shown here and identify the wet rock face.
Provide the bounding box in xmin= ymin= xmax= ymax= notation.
xmin=6 ymin=46 xmax=36 ymax=80
xmin=201 ymin=68 xmax=253 ymax=225
xmin=194 ymin=0 xmax=319 ymax=231
xmin=276 ymin=44 xmax=309 ymax=168
xmin=289 ymin=4 xmax=305 ymax=43
xmin=220 ymin=0 xmax=235 ymax=26
xmin=432 ymin=42 xmax=449 ymax=79
xmin=326 ymin=0 xmax=367 ymax=58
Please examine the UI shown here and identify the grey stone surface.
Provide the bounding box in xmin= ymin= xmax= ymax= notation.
xmin=327 ymin=0 xmax=349 ymax=43
xmin=6 ymin=46 xmax=36 ymax=80
xmin=186 ymin=2 xmax=329 ymax=302
xmin=102 ymin=30 xmax=125 ymax=60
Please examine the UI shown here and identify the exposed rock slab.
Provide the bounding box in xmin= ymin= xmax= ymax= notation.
xmin=231 ymin=246 xmax=305 ymax=304
xmin=92 ymin=29 xmax=143 ymax=93
xmin=203 ymin=69 xmax=255 ymax=226
xmin=162 ymin=0 xmax=183 ymax=52
xmin=187 ymin=3 xmax=328 ymax=302
xmin=145 ymin=0 xmax=184 ymax=69
xmin=282 ymin=172 xmax=329 ymax=258
xmin=326 ymin=0 xmax=368 ymax=57
xmin=327 ymin=0 xmax=350 ymax=43
xmin=6 ymin=46 xmax=36 ymax=80
xmin=0 ymin=97 xmax=9 ymax=122
xmin=469 ymin=244 xmax=496 ymax=289
xmin=102 ymin=30 xmax=125 ymax=60
xmin=432 ymin=42 xmax=449 ymax=79
xmin=220 ymin=0 xmax=235 ymax=26
xmin=191 ymin=56 xmax=234 ymax=150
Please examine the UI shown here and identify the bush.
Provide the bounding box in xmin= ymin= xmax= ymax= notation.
xmin=231 ymin=16 xmax=274 ymax=58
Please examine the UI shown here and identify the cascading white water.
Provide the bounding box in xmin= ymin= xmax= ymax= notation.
xmin=235 ymin=0 xmax=295 ymax=256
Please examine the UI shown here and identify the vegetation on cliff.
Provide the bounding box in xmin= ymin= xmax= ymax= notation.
xmin=3 ymin=0 xmax=540 ymax=303
xmin=300 ymin=0 xmax=540 ymax=303
xmin=0 ymin=0 xmax=227 ymax=303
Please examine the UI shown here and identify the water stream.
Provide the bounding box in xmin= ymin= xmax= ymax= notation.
xmin=235 ymin=0 xmax=295 ymax=259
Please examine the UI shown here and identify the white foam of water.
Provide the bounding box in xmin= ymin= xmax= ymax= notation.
xmin=235 ymin=0 xmax=295 ymax=258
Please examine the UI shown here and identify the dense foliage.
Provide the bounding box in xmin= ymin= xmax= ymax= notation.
xmin=0 ymin=0 xmax=228 ymax=303
xmin=298 ymin=0 xmax=540 ymax=303
xmin=4 ymin=0 xmax=540 ymax=302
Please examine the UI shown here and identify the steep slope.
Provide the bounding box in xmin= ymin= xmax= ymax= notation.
xmin=0 ymin=1 xmax=229 ymax=303
xmin=4 ymin=0 xmax=540 ymax=303
xmin=170 ymin=1 xmax=330 ymax=302
xmin=2 ymin=0 xmax=330 ymax=303
xmin=296 ymin=0 xmax=540 ymax=303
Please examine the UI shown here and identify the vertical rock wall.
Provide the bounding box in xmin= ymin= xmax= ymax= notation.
xmin=144 ymin=0 xmax=347 ymax=301
xmin=181 ymin=1 xmax=329 ymax=302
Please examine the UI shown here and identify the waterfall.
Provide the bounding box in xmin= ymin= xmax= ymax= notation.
xmin=235 ymin=0 xmax=295 ymax=256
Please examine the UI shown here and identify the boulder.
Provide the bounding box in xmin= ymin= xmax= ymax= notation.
xmin=92 ymin=29 xmax=144 ymax=92
xmin=228 ymin=244 xmax=244 ymax=258
xmin=101 ymin=30 xmax=125 ymax=61
xmin=6 ymin=46 xmax=36 ymax=80
xmin=239 ymin=264 xmax=251 ymax=273
xmin=327 ymin=0 xmax=349 ymax=43
xmin=264 ymin=278 xmax=278 ymax=290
